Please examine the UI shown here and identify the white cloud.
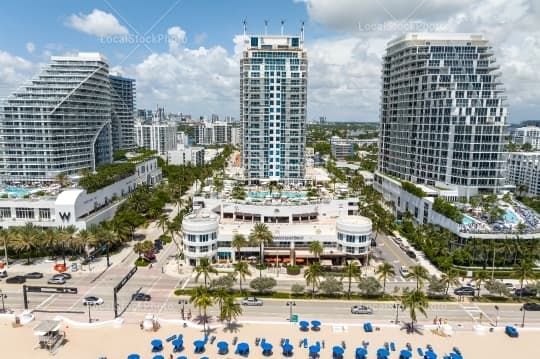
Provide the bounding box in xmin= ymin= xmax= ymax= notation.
xmin=67 ymin=9 xmax=129 ymax=37
xmin=25 ymin=42 xmax=35 ymax=54
xmin=194 ymin=32 xmax=208 ymax=45
xmin=0 ymin=51 xmax=38 ymax=96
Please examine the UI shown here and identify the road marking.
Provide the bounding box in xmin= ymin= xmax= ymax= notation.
xmin=460 ymin=304 xmax=492 ymax=323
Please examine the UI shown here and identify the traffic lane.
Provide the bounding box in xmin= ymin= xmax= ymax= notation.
xmin=378 ymin=234 xmax=417 ymax=269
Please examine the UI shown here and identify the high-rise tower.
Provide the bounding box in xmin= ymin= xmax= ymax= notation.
xmin=110 ymin=75 xmax=136 ymax=151
xmin=0 ymin=52 xmax=112 ymax=183
xmin=240 ymin=34 xmax=307 ymax=184
xmin=378 ymin=33 xmax=507 ymax=196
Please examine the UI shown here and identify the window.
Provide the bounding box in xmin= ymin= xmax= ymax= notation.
xmin=200 ymin=234 xmax=209 ymax=242
xmin=15 ymin=208 xmax=34 ymax=219
xmin=200 ymin=246 xmax=209 ymax=253
xmin=187 ymin=234 xmax=196 ymax=242
xmin=38 ymin=208 xmax=51 ymax=220
xmin=0 ymin=207 xmax=11 ymax=218
xmin=346 ymin=235 xmax=356 ymax=243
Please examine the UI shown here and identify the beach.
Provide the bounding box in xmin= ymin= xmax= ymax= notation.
xmin=0 ymin=317 xmax=536 ymax=359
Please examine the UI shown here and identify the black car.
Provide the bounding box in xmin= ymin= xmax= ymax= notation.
xmin=132 ymin=293 xmax=152 ymax=301
xmin=6 ymin=275 xmax=26 ymax=284
xmin=514 ymin=288 xmax=537 ymax=297
xmin=406 ymin=250 xmax=417 ymax=259
xmin=25 ymin=272 xmax=44 ymax=279
xmin=454 ymin=286 xmax=475 ymax=296
xmin=523 ymin=302 xmax=540 ymax=311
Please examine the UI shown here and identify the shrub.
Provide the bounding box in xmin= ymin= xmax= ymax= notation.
xmin=160 ymin=235 xmax=172 ymax=244
xmin=135 ymin=258 xmax=150 ymax=267
xmin=1 ymin=194 xmax=7 ymax=198
xmin=401 ymin=181 xmax=427 ymax=198
xmin=250 ymin=276 xmax=277 ymax=293
xmin=291 ymin=284 xmax=305 ymax=294
xmin=432 ymin=197 xmax=462 ymax=222
xmin=286 ymin=265 xmax=300 ymax=275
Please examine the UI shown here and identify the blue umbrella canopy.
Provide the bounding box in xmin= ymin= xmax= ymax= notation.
xmin=177 ymin=357 xmax=187 ymax=359
xmin=200 ymin=357 xmax=209 ymax=359
xmin=152 ymin=355 xmax=164 ymax=359
xmin=311 ymin=320 xmax=321 ymax=327
xmin=377 ymin=348 xmax=390 ymax=357
xmin=151 ymin=339 xmax=163 ymax=347
xmin=194 ymin=340 xmax=205 ymax=348
xmin=262 ymin=342 xmax=273 ymax=352
xmin=238 ymin=342 xmax=250 ymax=351
xmin=333 ymin=346 xmax=345 ymax=355
xmin=449 ymin=353 xmax=463 ymax=359
xmin=217 ymin=341 xmax=229 ymax=350
xmin=356 ymin=347 xmax=368 ymax=356
xmin=309 ymin=345 xmax=320 ymax=353
xmin=127 ymin=354 xmax=140 ymax=359
xmin=400 ymin=349 xmax=412 ymax=358
xmin=172 ymin=338 xmax=184 ymax=347
xmin=424 ymin=351 xmax=437 ymax=359
xmin=283 ymin=343 xmax=293 ymax=352
xmin=299 ymin=320 xmax=309 ymax=328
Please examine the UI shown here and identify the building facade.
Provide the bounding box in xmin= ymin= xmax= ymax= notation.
xmin=331 ymin=136 xmax=353 ymax=160
xmin=196 ymin=120 xmax=232 ymax=145
xmin=110 ymin=75 xmax=136 ymax=151
xmin=512 ymin=126 xmax=540 ymax=149
xmin=240 ymin=34 xmax=308 ymax=184
xmin=378 ymin=33 xmax=507 ymax=197
xmin=167 ymin=145 xmax=205 ymax=166
xmin=135 ymin=119 xmax=177 ymax=155
xmin=507 ymin=152 xmax=540 ymax=197
xmin=0 ymin=52 xmax=113 ymax=184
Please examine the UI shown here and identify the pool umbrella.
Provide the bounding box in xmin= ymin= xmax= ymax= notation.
xmin=400 ymin=349 xmax=412 ymax=359
xmin=127 ymin=355 xmax=140 ymax=359
xmin=424 ymin=351 xmax=437 ymax=359
xmin=333 ymin=345 xmax=345 ymax=356
xmin=356 ymin=347 xmax=368 ymax=357
xmin=377 ymin=347 xmax=390 ymax=358
xmin=309 ymin=345 xmax=320 ymax=354
xmin=200 ymin=357 xmax=209 ymax=359
xmin=152 ymin=355 xmax=164 ymax=359
xmin=151 ymin=339 xmax=163 ymax=352
xmin=172 ymin=337 xmax=184 ymax=352
xmin=299 ymin=320 xmax=310 ymax=330
xmin=311 ymin=320 xmax=321 ymax=328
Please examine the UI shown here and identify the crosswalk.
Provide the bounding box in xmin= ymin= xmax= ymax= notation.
xmin=461 ymin=304 xmax=493 ymax=324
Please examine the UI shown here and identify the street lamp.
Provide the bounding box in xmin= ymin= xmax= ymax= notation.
xmin=87 ymin=304 xmax=92 ymax=323
xmin=179 ymin=299 xmax=188 ymax=320
xmin=393 ymin=303 xmax=403 ymax=324
xmin=494 ymin=305 xmax=499 ymax=327
xmin=520 ymin=306 xmax=526 ymax=328
xmin=0 ymin=289 xmax=6 ymax=313
xmin=286 ymin=301 xmax=296 ymax=322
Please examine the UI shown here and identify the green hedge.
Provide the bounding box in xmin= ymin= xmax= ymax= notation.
xmin=135 ymin=258 xmax=150 ymax=267
xmin=401 ymin=181 xmax=427 ymax=198
xmin=433 ymin=197 xmax=462 ymax=222
xmin=79 ymin=162 xmax=136 ymax=193
xmin=286 ymin=265 xmax=300 ymax=275
xmin=160 ymin=235 xmax=172 ymax=244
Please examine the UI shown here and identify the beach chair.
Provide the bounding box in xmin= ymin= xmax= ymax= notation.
xmin=166 ymin=334 xmax=177 ymax=342
xmin=232 ymin=336 xmax=238 ymax=345
xmin=322 ymin=340 xmax=325 ymax=349
xmin=342 ymin=340 xmax=346 ymax=349
xmin=417 ymin=348 xmax=424 ymax=356
xmin=407 ymin=343 xmax=412 ymax=351
xmin=427 ymin=344 xmax=433 ymax=351
xmin=390 ymin=342 xmax=396 ymax=351
xmin=384 ymin=342 xmax=389 ymax=350
xmin=280 ymin=338 xmax=285 ymax=346
xmin=452 ymin=347 xmax=461 ymax=355
xmin=304 ymin=338 xmax=308 ymax=348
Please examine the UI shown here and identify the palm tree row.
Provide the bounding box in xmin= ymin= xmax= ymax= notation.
xmin=189 ymin=285 xmax=243 ymax=332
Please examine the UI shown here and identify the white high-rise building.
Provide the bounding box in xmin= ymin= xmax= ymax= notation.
xmin=135 ymin=109 xmax=177 ymax=155
xmin=507 ymin=152 xmax=540 ymax=197
xmin=377 ymin=33 xmax=507 ymax=197
xmin=196 ymin=120 xmax=231 ymax=145
xmin=512 ymin=126 xmax=540 ymax=149
xmin=240 ymin=33 xmax=307 ymax=184
xmin=0 ymin=52 xmax=113 ymax=184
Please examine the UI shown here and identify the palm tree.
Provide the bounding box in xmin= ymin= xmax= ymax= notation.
xmin=473 ymin=270 xmax=489 ymax=297
xmin=401 ymin=288 xmax=429 ymax=331
xmin=248 ymin=223 xmax=273 ymax=269
xmin=231 ymin=233 xmax=247 ymax=261
xmin=189 ymin=285 xmax=214 ymax=334
xmin=194 ymin=258 xmax=218 ymax=288
xmin=342 ymin=261 xmax=361 ymax=299
xmin=157 ymin=213 xmax=169 ymax=236
xmin=55 ymin=172 xmax=69 ymax=187
xmin=233 ymin=261 xmax=251 ymax=292
xmin=406 ymin=265 xmax=430 ymax=290
xmin=513 ymin=259 xmax=536 ymax=299
xmin=212 ymin=287 xmax=229 ymax=315
xmin=11 ymin=224 xmax=39 ymax=264
xmin=304 ymin=261 xmax=323 ymax=298
xmin=376 ymin=262 xmax=396 ymax=294
xmin=441 ymin=269 xmax=460 ymax=295
xmin=220 ymin=294 xmax=242 ymax=328
xmin=133 ymin=241 xmax=152 ymax=258
xmin=309 ymin=241 xmax=323 ymax=261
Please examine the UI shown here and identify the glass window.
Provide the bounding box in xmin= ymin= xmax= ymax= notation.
xmin=0 ymin=207 xmax=11 ymax=218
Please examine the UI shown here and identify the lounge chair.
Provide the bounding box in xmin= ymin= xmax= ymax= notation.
xmin=417 ymin=348 xmax=424 ymax=356
xmin=390 ymin=342 xmax=396 ymax=351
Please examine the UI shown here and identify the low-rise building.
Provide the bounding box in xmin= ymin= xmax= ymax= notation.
xmin=167 ymin=145 xmax=205 ymax=166
xmin=507 ymin=152 xmax=540 ymax=196
xmin=513 ymin=126 xmax=540 ymax=149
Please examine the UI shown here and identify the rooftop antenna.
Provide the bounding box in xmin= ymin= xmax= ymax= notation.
xmin=264 ymin=19 xmax=268 ymax=35
xmin=281 ymin=19 xmax=285 ymax=35
xmin=301 ymin=21 xmax=305 ymax=41
xmin=243 ymin=18 xmax=247 ymax=39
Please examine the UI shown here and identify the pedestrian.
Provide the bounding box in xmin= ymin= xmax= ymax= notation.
xmin=169 ymin=354 xmax=173 ymax=359
xmin=149 ymin=263 xmax=153 ymax=269
xmin=433 ymin=317 xmax=437 ymax=325
xmin=161 ymin=266 xmax=164 ymax=273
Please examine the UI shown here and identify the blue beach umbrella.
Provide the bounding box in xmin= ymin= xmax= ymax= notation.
xmin=356 ymin=347 xmax=368 ymax=356
xmin=333 ymin=345 xmax=345 ymax=355
xmin=400 ymin=349 xmax=412 ymax=359
xmin=311 ymin=320 xmax=321 ymax=327
xmin=262 ymin=342 xmax=273 ymax=352
xmin=377 ymin=347 xmax=390 ymax=358
xmin=152 ymin=355 xmax=164 ymax=359
xmin=299 ymin=320 xmax=309 ymax=329
xmin=127 ymin=354 xmax=140 ymax=359
xmin=424 ymin=351 xmax=437 ymax=359
xmin=309 ymin=345 xmax=320 ymax=354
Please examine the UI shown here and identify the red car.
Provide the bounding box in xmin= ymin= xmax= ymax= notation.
xmin=143 ymin=251 xmax=156 ymax=261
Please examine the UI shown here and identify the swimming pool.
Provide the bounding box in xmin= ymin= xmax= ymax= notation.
xmin=503 ymin=209 xmax=521 ymax=224
xmin=462 ymin=215 xmax=475 ymax=225
xmin=0 ymin=187 xmax=36 ymax=198
xmin=248 ymin=191 xmax=307 ymax=199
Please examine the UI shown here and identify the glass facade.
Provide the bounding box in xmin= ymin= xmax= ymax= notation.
xmin=110 ymin=75 xmax=136 ymax=151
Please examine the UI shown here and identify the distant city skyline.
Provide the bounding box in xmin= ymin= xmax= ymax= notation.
xmin=0 ymin=0 xmax=538 ymax=122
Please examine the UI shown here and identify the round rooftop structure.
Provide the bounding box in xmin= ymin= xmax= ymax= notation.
xmin=336 ymin=215 xmax=372 ymax=234
xmin=182 ymin=211 xmax=219 ymax=233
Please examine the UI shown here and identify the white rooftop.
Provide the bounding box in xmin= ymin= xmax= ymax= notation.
xmin=388 ymin=33 xmax=485 ymax=47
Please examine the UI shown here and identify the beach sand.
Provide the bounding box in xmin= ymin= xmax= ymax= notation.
xmin=0 ymin=318 xmax=536 ymax=359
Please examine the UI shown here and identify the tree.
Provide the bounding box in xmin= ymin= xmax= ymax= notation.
xmin=220 ymin=294 xmax=242 ymax=328
xmin=55 ymin=172 xmax=69 ymax=187
xmin=133 ymin=240 xmax=153 ymax=258
xmin=473 ymin=270 xmax=489 ymax=297
xmin=406 ymin=265 xmax=430 ymax=290
xmin=210 ymin=274 xmax=236 ymax=291
xmin=357 ymin=277 xmax=382 ymax=296
xmin=213 ymin=176 xmax=224 ymax=194
xmin=342 ymin=261 xmax=361 ymax=299
xmin=248 ymin=223 xmax=273 ymax=270
xmin=513 ymin=259 xmax=536 ymax=299
xmin=189 ymin=285 xmax=214 ymax=334
xmin=233 ymin=261 xmax=251 ymax=292
xmin=427 ymin=275 xmax=446 ymax=296
xmin=231 ymin=234 xmax=247 ymax=261
xmin=249 ymin=276 xmax=277 ymax=293
xmin=157 ymin=213 xmax=169 ymax=236
xmin=320 ymin=276 xmax=343 ymax=296
xmin=194 ymin=258 xmax=218 ymax=288
xmin=212 ymin=287 xmax=230 ymax=315
xmin=304 ymin=261 xmax=323 ymax=298
xmin=9 ymin=224 xmax=38 ymax=264
xmin=401 ymin=288 xmax=429 ymax=330
xmin=309 ymin=241 xmax=323 ymax=260
xmin=441 ymin=269 xmax=460 ymax=295
xmin=375 ymin=262 xmax=396 ymax=295
xmin=484 ymin=280 xmax=510 ymax=297
xmin=291 ymin=284 xmax=305 ymax=295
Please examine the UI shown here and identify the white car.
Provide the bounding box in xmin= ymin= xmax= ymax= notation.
xmin=241 ymin=297 xmax=263 ymax=306
xmin=351 ymin=305 xmax=374 ymax=314
xmin=399 ymin=266 xmax=409 ymax=277
xmin=83 ymin=296 xmax=104 ymax=306
xmin=47 ymin=277 xmax=66 ymax=285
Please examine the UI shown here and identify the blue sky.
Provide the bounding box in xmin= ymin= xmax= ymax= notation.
xmin=0 ymin=0 xmax=538 ymax=122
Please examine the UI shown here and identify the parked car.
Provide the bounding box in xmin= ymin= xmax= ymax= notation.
xmin=351 ymin=305 xmax=374 ymax=314
xmin=406 ymin=250 xmax=416 ymax=259
xmin=6 ymin=276 xmax=26 ymax=284
xmin=399 ymin=266 xmax=409 ymax=277
xmin=52 ymin=273 xmax=72 ymax=280
xmin=454 ymin=286 xmax=475 ymax=296
xmin=25 ymin=272 xmax=44 ymax=279
xmin=144 ymin=251 xmax=156 ymax=261
xmin=132 ymin=293 xmax=152 ymax=301
xmin=0 ymin=269 xmax=8 ymax=278
xmin=241 ymin=297 xmax=263 ymax=306
xmin=47 ymin=277 xmax=66 ymax=285
xmin=83 ymin=296 xmax=104 ymax=306
xmin=523 ymin=302 xmax=540 ymax=311
xmin=514 ymin=288 xmax=537 ymax=297
xmin=504 ymin=283 xmax=515 ymax=291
